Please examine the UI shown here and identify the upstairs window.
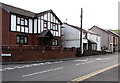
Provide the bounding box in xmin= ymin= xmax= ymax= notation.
xmin=16 ymin=16 xmax=29 ymax=33
xmin=51 ymin=23 xmax=58 ymax=31
xmin=16 ymin=35 xmax=28 ymax=45
xmin=44 ymin=20 xmax=48 ymax=29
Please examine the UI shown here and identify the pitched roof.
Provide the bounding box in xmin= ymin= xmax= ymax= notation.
xmin=107 ymin=30 xmax=120 ymax=37
xmin=38 ymin=30 xmax=54 ymax=39
xmin=0 ymin=2 xmax=62 ymax=24
xmin=89 ymin=25 xmax=109 ymax=34
xmin=88 ymin=39 xmax=96 ymax=44
xmin=89 ymin=25 xmax=120 ymax=37
xmin=35 ymin=10 xmax=62 ymax=25
xmin=64 ymin=23 xmax=87 ymax=32
xmin=87 ymin=30 xmax=100 ymax=36
xmin=0 ymin=2 xmax=35 ymax=17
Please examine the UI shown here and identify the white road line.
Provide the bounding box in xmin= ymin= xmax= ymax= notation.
xmin=76 ymin=61 xmax=95 ymax=65
xmin=4 ymin=67 xmax=16 ymax=70
xmin=74 ymin=60 xmax=88 ymax=62
xmin=96 ymin=58 xmax=102 ymax=61
xmin=2 ymin=61 xmax=63 ymax=71
xmin=22 ymin=67 xmax=63 ymax=77
xmin=101 ymin=58 xmax=111 ymax=60
xmin=81 ymin=61 xmax=95 ymax=64
xmin=45 ymin=62 xmax=53 ymax=64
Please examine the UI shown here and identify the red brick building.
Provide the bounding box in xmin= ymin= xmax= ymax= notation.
xmin=0 ymin=3 xmax=76 ymax=62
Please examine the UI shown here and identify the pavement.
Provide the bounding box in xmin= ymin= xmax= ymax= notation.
xmin=1 ymin=52 xmax=118 ymax=65
xmin=1 ymin=52 xmax=119 ymax=82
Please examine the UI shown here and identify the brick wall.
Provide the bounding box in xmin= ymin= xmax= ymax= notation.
xmin=2 ymin=9 xmax=9 ymax=46
xmin=2 ymin=50 xmax=76 ymax=62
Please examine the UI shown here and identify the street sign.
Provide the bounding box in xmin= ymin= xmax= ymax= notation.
xmin=1 ymin=54 xmax=11 ymax=56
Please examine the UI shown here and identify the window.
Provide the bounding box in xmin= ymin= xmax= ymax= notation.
xmin=44 ymin=20 xmax=48 ymax=29
xmin=51 ymin=22 xmax=58 ymax=31
xmin=16 ymin=35 xmax=28 ymax=45
xmin=16 ymin=15 xmax=29 ymax=33
xmin=53 ymin=39 xmax=58 ymax=46
xmin=83 ymin=32 xmax=87 ymax=39
xmin=52 ymin=23 xmax=56 ymax=30
xmin=21 ymin=18 xmax=24 ymax=25
xmin=17 ymin=17 xmax=20 ymax=24
xmin=96 ymin=36 xmax=98 ymax=42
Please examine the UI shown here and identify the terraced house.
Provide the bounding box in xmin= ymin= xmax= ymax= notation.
xmin=89 ymin=25 xmax=119 ymax=52
xmin=61 ymin=23 xmax=101 ymax=54
xmin=0 ymin=3 xmax=76 ymax=62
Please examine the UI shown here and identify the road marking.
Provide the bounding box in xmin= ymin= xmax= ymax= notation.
xmin=76 ymin=61 xmax=95 ymax=65
xmin=74 ymin=60 xmax=88 ymax=62
xmin=95 ymin=58 xmax=102 ymax=60
xmin=1 ymin=61 xmax=63 ymax=71
xmin=101 ymin=58 xmax=111 ymax=60
xmin=70 ymin=63 xmax=120 ymax=82
xmin=22 ymin=67 xmax=63 ymax=77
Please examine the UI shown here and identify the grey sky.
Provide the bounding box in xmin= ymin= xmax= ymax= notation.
xmin=0 ymin=0 xmax=119 ymax=30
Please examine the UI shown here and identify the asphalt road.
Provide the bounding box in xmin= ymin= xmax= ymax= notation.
xmin=1 ymin=52 xmax=120 ymax=83
xmin=84 ymin=65 xmax=119 ymax=81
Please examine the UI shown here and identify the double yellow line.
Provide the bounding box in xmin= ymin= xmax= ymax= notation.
xmin=68 ymin=63 xmax=120 ymax=83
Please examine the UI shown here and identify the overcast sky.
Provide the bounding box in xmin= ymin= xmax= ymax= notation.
xmin=0 ymin=0 xmax=119 ymax=30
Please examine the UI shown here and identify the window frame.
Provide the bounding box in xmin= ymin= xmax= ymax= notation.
xmin=43 ymin=20 xmax=48 ymax=29
xmin=52 ymin=39 xmax=58 ymax=46
xmin=16 ymin=15 xmax=29 ymax=33
xmin=16 ymin=35 xmax=28 ymax=45
xmin=51 ymin=22 xmax=58 ymax=31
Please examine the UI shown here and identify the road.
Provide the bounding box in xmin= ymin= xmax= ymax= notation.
xmin=1 ymin=52 xmax=120 ymax=83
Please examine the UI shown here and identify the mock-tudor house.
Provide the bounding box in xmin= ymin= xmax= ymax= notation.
xmin=89 ymin=25 xmax=119 ymax=52
xmin=0 ymin=3 xmax=76 ymax=61
xmin=0 ymin=3 xmax=62 ymax=49
xmin=61 ymin=23 xmax=101 ymax=54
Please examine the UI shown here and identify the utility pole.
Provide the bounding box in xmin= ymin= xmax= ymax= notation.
xmin=80 ymin=8 xmax=83 ymax=56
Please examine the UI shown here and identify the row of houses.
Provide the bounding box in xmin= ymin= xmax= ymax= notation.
xmin=62 ymin=23 xmax=119 ymax=53
xmin=61 ymin=23 xmax=101 ymax=52
xmin=0 ymin=3 xmax=119 ymax=62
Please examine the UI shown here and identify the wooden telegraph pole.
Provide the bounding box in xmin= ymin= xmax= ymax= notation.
xmin=80 ymin=8 xmax=83 ymax=56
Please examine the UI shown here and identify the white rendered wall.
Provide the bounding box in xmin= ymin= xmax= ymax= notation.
xmin=61 ymin=24 xmax=81 ymax=48
xmin=87 ymin=32 xmax=101 ymax=51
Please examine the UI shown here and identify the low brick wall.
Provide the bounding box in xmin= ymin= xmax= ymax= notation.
xmin=2 ymin=50 xmax=77 ymax=62
xmin=83 ymin=50 xmax=108 ymax=56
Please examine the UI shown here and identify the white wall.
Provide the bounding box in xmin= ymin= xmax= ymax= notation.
xmin=61 ymin=24 xmax=81 ymax=48
xmin=61 ymin=24 xmax=89 ymax=50
xmin=87 ymin=32 xmax=101 ymax=51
